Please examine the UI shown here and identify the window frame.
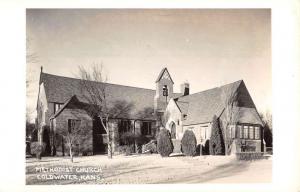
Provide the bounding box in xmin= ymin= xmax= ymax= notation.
xmin=249 ymin=126 xmax=254 ymax=139
xmin=243 ymin=125 xmax=249 ymax=139
xmin=67 ymin=119 xmax=81 ymax=133
xmin=141 ymin=121 xmax=152 ymax=136
xmin=255 ymin=126 xmax=260 ymax=139
xmin=54 ymin=102 xmax=63 ymax=114
xmin=118 ymin=119 xmax=132 ymax=134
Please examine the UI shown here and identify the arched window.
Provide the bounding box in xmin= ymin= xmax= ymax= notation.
xmin=163 ymin=85 xmax=168 ymax=96
xmin=170 ymin=121 xmax=176 ymax=139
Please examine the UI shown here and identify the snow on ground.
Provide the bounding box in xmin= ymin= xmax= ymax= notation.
xmin=26 ymin=154 xmax=272 ymax=184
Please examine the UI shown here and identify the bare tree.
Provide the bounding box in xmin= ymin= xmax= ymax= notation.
xmin=259 ymin=111 xmax=273 ymax=148
xmin=26 ymin=37 xmax=39 ymax=123
xmin=76 ymin=64 xmax=134 ymax=159
xmin=56 ymin=111 xmax=90 ymax=162
xmin=221 ymin=85 xmax=240 ymax=155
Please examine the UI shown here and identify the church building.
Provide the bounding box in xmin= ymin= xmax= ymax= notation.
xmin=36 ymin=67 xmax=264 ymax=156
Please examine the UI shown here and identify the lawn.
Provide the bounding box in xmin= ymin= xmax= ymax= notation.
xmin=26 ymin=154 xmax=272 ymax=184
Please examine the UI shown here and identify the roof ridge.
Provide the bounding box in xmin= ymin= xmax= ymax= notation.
xmin=177 ymin=79 xmax=243 ymax=99
xmin=41 ymin=72 xmax=155 ymax=92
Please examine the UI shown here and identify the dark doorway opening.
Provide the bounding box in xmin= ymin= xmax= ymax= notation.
xmin=93 ymin=117 xmax=107 ymax=154
xmin=42 ymin=128 xmax=51 ymax=155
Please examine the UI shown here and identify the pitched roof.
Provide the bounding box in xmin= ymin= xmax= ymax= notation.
xmin=155 ymin=68 xmax=174 ymax=84
xmin=40 ymin=72 xmax=156 ymax=119
xmin=227 ymin=106 xmax=263 ymax=125
xmin=175 ymin=80 xmax=248 ymax=125
xmin=50 ymin=95 xmax=78 ymax=119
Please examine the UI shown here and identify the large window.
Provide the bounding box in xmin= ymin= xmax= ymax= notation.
xmin=141 ymin=122 xmax=152 ymax=135
xmin=255 ymin=127 xmax=260 ymax=139
xmin=68 ymin=119 xmax=81 ymax=133
xmin=238 ymin=125 xmax=261 ymax=140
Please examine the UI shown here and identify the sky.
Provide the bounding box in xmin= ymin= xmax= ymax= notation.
xmin=26 ymin=9 xmax=271 ymax=122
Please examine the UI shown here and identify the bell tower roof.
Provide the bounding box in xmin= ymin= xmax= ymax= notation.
xmin=155 ymin=67 xmax=174 ymax=84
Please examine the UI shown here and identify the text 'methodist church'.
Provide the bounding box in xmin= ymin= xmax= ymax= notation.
xmin=36 ymin=67 xmax=265 ymax=156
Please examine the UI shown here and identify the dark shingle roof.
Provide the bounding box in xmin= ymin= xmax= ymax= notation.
xmin=40 ymin=73 xmax=156 ymax=119
xmin=176 ymin=80 xmax=244 ymax=125
xmin=226 ymin=106 xmax=263 ymax=125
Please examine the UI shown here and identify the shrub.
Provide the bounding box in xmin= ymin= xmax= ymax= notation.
xmin=119 ymin=132 xmax=151 ymax=154
xmin=30 ymin=142 xmax=46 ymax=159
xmin=142 ymin=140 xmax=157 ymax=154
xmin=209 ymin=115 xmax=225 ymax=155
xmin=119 ymin=145 xmax=135 ymax=156
xmin=30 ymin=142 xmax=46 ymax=155
xmin=157 ymin=128 xmax=173 ymax=157
xmin=181 ymin=130 xmax=197 ymax=156
xmin=120 ymin=132 xmax=136 ymax=145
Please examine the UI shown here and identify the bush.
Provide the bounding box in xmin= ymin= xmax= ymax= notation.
xmin=119 ymin=132 xmax=151 ymax=154
xmin=157 ymin=128 xmax=173 ymax=157
xmin=120 ymin=132 xmax=136 ymax=145
xmin=181 ymin=130 xmax=197 ymax=156
xmin=30 ymin=142 xmax=46 ymax=155
xmin=142 ymin=140 xmax=157 ymax=154
xmin=209 ymin=115 xmax=225 ymax=155
xmin=119 ymin=145 xmax=135 ymax=155
xmin=30 ymin=142 xmax=46 ymax=159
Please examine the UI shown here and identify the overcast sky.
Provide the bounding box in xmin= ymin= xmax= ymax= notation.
xmin=26 ymin=9 xmax=271 ymax=121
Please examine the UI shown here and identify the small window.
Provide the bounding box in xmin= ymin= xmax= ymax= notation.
xmin=243 ymin=126 xmax=249 ymax=139
xmin=249 ymin=126 xmax=254 ymax=139
xmin=54 ymin=103 xmax=63 ymax=113
xmin=141 ymin=122 xmax=152 ymax=135
xmin=255 ymin=127 xmax=260 ymax=139
xmin=68 ymin=119 xmax=81 ymax=133
xmin=163 ymin=85 xmax=168 ymax=96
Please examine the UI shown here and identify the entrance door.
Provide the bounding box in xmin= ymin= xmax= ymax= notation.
xmin=93 ymin=117 xmax=107 ymax=154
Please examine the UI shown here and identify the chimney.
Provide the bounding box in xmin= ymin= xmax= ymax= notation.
xmin=181 ymin=82 xmax=189 ymax=96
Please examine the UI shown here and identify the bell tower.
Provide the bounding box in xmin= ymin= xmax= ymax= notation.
xmin=154 ymin=68 xmax=174 ymax=112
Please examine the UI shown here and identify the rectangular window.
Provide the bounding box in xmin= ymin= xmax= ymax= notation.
xmin=255 ymin=127 xmax=260 ymax=139
xmin=249 ymin=126 xmax=254 ymax=139
xmin=141 ymin=122 xmax=152 ymax=135
xmin=244 ymin=126 xmax=249 ymax=139
xmin=238 ymin=125 xmax=243 ymax=138
xmin=118 ymin=120 xmax=132 ymax=133
xmin=54 ymin=103 xmax=63 ymax=113
xmin=68 ymin=119 xmax=81 ymax=133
